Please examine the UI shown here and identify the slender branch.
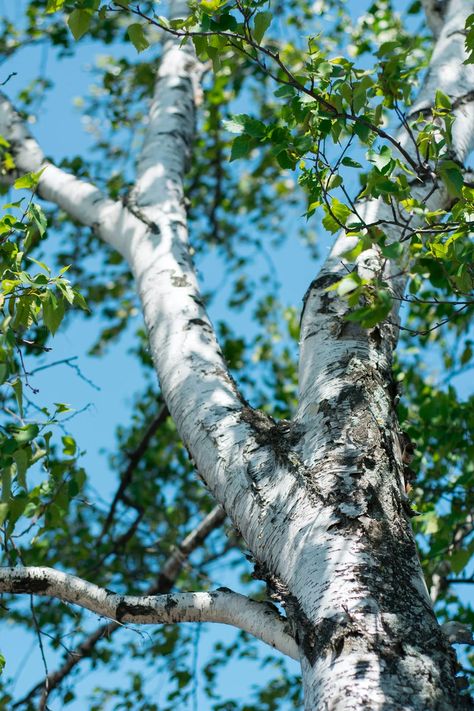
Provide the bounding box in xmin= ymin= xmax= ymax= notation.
xmin=0 ymin=92 xmax=138 ymax=257
xmin=0 ymin=72 xmax=17 ymax=86
xmin=97 ymin=402 xmax=169 ymax=542
xmin=393 ymin=304 xmax=469 ymax=336
xmin=28 ymin=356 xmax=100 ymax=391
xmin=13 ymin=506 xmax=226 ymax=707
xmin=0 ymin=566 xmax=299 ymax=660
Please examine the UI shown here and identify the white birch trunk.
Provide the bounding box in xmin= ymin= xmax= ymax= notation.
xmin=0 ymin=0 xmax=472 ymax=708
xmin=292 ymin=2 xmax=474 ymax=707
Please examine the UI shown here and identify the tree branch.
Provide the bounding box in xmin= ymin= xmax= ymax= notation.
xmin=297 ymin=0 xmax=474 ymax=421
xmin=97 ymin=402 xmax=169 ymax=542
xmin=12 ymin=505 xmax=227 ymax=708
xmin=421 ymin=0 xmax=449 ymax=37
xmin=119 ymin=18 xmax=287 ymax=560
xmin=410 ymin=0 xmax=474 ymax=160
xmin=0 ymin=92 xmax=137 ymax=257
xmin=3 ymin=0 xmax=282 ymax=606
xmin=0 ymin=566 xmax=298 ymax=660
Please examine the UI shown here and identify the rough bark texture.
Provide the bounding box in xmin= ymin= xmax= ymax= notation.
xmin=0 ymin=0 xmax=473 ymax=708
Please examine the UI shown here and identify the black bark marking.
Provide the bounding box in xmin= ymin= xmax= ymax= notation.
xmin=240 ymin=407 xmax=302 ymax=463
xmin=300 ymin=273 xmax=341 ymax=322
xmin=171 ymin=274 xmax=189 ymax=287
xmin=186 ymin=317 xmax=211 ymax=331
xmin=116 ymin=600 xmax=155 ymax=621
xmin=9 ymin=577 xmax=50 ymax=594
xmin=164 ymin=595 xmax=179 ymax=613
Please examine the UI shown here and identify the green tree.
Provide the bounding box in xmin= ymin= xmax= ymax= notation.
xmin=0 ymin=0 xmax=472 ymax=708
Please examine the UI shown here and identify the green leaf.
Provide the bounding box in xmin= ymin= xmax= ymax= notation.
xmin=274 ymin=85 xmax=296 ymax=99
xmin=223 ymin=119 xmax=245 ymax=135
xmin=201 ymin=0 xmax=221 ymax=10
xmin=322 ymin=198 xmax=351 ymax=233
xmin=230 ymin=135 xmax=253 ymax=161
xmin=28 ymin=204 xmax=48 ymax=237
xmin=56 ymin=280 xmax=75 ymax=304
xmin=423 ymin=511 xmax=439 ymax=535
xmin=380 ymin=242 xmax=404 ymax=259
xmin=435 ymin=90 xmax=451 ymax=111
xmin=28 ymin=256 xmax=51 ymax=274
xmin=68 ymin=9 xmax=92 ymax=40
xmin=341 ymin=157 xmax=362 ymax=168
xmin=13 ymin=449 xmax=28 ymax=490
xmin=337 ymin=274 xmax=360 ymax=296
xmin=54 ymin=402 xmax=72 ymax=414
xmin=1 ymin=467 xmax=11 ymax=502
xmin=464 ymin=13 xmax=474 ymax=64
xmin=253 ymin=12 xmax=272 ymax=44
xmin=276 ymin=150 xmax=296 ymax=169
xmin=367 ymin=145 xmax=393 ymax=173
xmin=46 ymin=0 xmax=65 ymax=12
xmin=62 ymin=435 xmax=77 ymax=457
xmin=224 ymin=115 xmax=265 ymax=138
xmin=127 ymin=23 xmax=150 ymax=53
xmin=354 ymin=118 xmax=371 ymax=143
xmin=43 ymin=291 xmax=65 ymax=335
xmin=13 ymin=424 xmax=39 ymax=444
xmin=450 ymin=548 xmax=471 ymax=575
xmin=0 ymin=504 xmax=8 ymax=527
xmin=438 ymin=160 xmax=464 ymax=197
xmin=10 ymin=379 xmax=23 ymax=418
xmin=14 ymin=169 xmax=45 ymax=190
xmin=192 ymin=35 xmax=209 ymax=60
xmin=73 ymin=290 xmax=89 ymax=311
xmin=346 ymin=289 xmax=392 ymax=328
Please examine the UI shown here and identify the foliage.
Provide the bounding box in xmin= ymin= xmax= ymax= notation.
xmin=0 ymin=0 xmax=472 ymax=708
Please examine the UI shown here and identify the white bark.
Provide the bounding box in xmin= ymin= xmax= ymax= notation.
xmin=0 ymin=93 xmax=136 ymax=257
xmin=412 ymin=0 xmax=474 ymax=159
xmin=421 ymin=0 xmax=449 ymax=37
xmin=291 ymin=1 xmax=474 ymax=707
xmin=123 ymin=33 xmax=279 ymax=557
xmin=0 ymin=566 xmax=298 ymax=660
xmin=299 ymin=0 xmax=474 ymax=416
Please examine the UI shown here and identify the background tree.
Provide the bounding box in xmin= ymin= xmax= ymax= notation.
xmin=0 ymin=0 xmax=472 ymax=709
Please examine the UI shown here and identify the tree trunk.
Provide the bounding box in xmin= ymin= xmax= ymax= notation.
xmin=289 ymin=326 xmax=462 ymax=709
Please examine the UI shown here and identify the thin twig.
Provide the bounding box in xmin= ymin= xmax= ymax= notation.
xmin=97 ymin=402 xmax=169 ymax=543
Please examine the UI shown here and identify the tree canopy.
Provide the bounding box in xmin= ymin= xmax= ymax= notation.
xmin=0 ymin=0 xmax=472 ymax=708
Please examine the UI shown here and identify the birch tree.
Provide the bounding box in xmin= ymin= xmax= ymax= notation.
xmin=0 ymin=0 xmax=473 ymax=708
